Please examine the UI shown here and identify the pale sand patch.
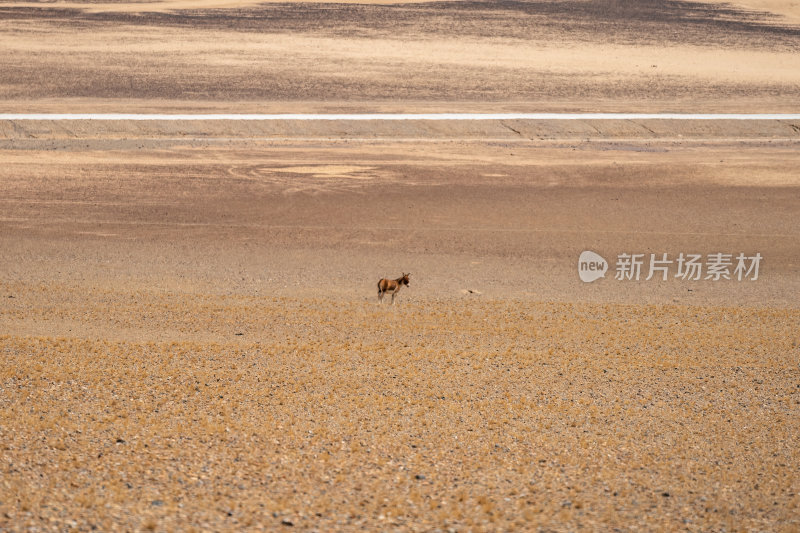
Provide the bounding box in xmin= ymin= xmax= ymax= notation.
xmin=701 ymin=165 xmax=800 ymax=186
xmin=270 ymin=165 xmax=376 ymax=179
xmin=699 ymin=0 xmax=800 ymax=24
xmin=3 ymin=27 xmax=799 ymax=87
xmin=76 ymin=231 xmax=118 ymax=237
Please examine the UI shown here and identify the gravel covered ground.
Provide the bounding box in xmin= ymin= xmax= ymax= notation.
xmin=2 ymin=293 xmax=798 ymax=531
xmin=2 ymin=0 xmax=799 ymax=530
xmin=1 ymin=134 xmax=799 ymax=530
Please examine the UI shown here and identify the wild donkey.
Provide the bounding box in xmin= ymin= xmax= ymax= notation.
xmin=377 ymin=273 xmax=410 ymax=304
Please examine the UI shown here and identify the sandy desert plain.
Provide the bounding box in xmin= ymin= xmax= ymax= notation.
xmin=1 ymin=0 xmax=800 ymax=531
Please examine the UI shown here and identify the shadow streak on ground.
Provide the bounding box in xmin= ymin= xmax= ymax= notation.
xmin=1 ymin=0 xmax=799 ymax=48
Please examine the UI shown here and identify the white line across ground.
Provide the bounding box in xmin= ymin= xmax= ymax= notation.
xmin=2 ymin=113 xmax=800 ymax=121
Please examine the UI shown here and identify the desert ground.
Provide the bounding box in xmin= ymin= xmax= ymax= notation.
xmin=1 ymin=1 xmax=799 ymax=531
xmin=2 ymin=0 xmax=800 ymax=114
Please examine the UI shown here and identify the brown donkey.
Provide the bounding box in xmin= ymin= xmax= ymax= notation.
xmin=377 ymin=273 xmax=410 ymax=304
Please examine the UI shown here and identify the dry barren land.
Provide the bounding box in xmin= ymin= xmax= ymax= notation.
xmin=2 ymin=0 xmax=800 ymax=531
xmin=2 ymin=124 xmax=799 ymax=531
xmin=2 ymin=0 xmax=800 ymax=113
